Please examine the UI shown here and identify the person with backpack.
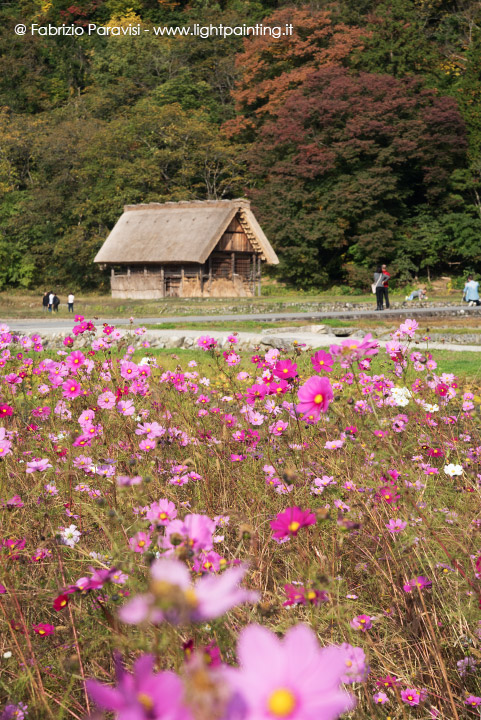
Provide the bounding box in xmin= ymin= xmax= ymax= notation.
xmin=52 ymin=294 xmax=60 ymax=313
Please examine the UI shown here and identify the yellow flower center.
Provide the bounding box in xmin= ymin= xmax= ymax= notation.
xmin=306 ymin=591 xmax=316 ymax=600
xmin=267 ymin=688 xmax=296 ymax=717
xmin=159 ymin=512 xmax=167 ymax=519
xmin=288 ymin=521 xmax=300 ymax=533
xmin=314 ymin=394 xmax=323 ymax=404
xmin=137 ymin=693 xmax=154 ymax=711
xmin=138 ymin=541 xmax=145 ymax=547
xmin=184 ymin=588 xmax=198 ymax=608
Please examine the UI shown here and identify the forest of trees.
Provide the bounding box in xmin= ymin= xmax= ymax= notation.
xmin=1 ymin=0 xmax=481 ymax=290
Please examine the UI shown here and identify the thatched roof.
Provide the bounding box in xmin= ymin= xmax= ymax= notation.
xmin=94 ymin=199 xmax=279 ymax=265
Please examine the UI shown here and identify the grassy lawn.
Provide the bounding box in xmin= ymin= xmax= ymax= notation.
xmin=133 ymin=345 xmax=481 ymax=384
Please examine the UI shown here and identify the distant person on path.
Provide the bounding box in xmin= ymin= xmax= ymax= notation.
xmin=52 ymin=294 xmax=60 ymax=313
xmin=463 ymin=275 xmax=480 ymax=306
xmin=405 ymin=287 xmax=427 ymax=302
xmin=48 ymin=291 xmax=54 ymax=313
xmin=373 ymin=266 xmax=387 ymax=311
xmin=381 ymin=264 xmax=391 ymax=309
xmin=68 ymin=293 xmax=75 ymax=313
xmin=42 ymin=291 xmax=49 ymax=313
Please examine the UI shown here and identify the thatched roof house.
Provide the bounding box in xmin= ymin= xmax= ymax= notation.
xmin=94 ymin=198 xmax=278 ymax=299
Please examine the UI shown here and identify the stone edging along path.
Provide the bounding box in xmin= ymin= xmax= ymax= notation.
xmin=15 ymin=327 xmax=481 ymax=354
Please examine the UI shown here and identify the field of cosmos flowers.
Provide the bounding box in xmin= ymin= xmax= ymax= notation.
xmin=1 ymin=316 xmax=481 ymax=720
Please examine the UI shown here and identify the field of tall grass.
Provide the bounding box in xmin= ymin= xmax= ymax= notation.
xmin=1 ymin=317 xmax=480 ymax=720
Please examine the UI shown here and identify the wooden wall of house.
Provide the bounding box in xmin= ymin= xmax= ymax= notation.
xmin=215 ymin=217 xmax=254 ymax=253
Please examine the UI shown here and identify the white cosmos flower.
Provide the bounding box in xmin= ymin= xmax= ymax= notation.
xmin=444 ymin=464 xmax=463 ymax=477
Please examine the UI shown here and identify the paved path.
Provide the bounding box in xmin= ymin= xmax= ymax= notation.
xmin=5 ymin=303 xmax=480 ymax=335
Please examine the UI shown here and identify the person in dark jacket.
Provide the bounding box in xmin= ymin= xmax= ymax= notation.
xmin=381 ymin=264 xmax=391 ymax=309
xmin=52 ymin=294 xmax=60 ymax=313
xmin=42 ymin=291 xmax=49 ymax=313
xmin=373 ymin=266 xmax=386 ymax=311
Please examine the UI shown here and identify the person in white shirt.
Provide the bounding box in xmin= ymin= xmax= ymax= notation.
xmin=48 ymin=292 xmax=54 ymax=312
xmin=68 ymin=293 xmax=75 ymax=313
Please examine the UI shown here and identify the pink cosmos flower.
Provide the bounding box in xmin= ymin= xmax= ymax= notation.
xmin=297 ymin=376 xmax=333 ymax=420
xmin=401 ymin=688 xmax=421 ymax=706
xmin=120 ymin=361 xmax=139 ymax=380
xmin=139 ymin=439 xmax=156 ymax=452
xmin=0 ymin=439 xmax=12 ymax=456
xmin=283 ymin=584 xmax=329 ymax=608
xmin=403 ymin=576 xmax=432 ymax=592
xmin=339 ymin=644 xmax=369 ymax=684
xmin=350 ymin=614 xmax=373 ymax=631
xmin=66 ymin=350 xmax=85 ymax=372
xmin=330 ymin=334 xmax=379 ymax=362
xmin=117 ymin=475 xmax=142 ymax=487
xmin=33 ymin=623 xmax=55 ymax=636
xmin=270 ymin=507 xmax=316 ymax=541
xmin=162 ymin=514 xmax=215 ymax=553
xmin=385 ymin=519 xmax=407 ymax=533
xmin=465 ymin=696 xmax=481 ymax=707
xmin=246 ymin=384 xmax=267 ymax=405
xmin=26 ymin=458 xmax=52 ymax=473
xmin=87 ymin=654 xmax=193 ymax=720
xmin=311 ymin=350 xmax=333 ymax=373
xmin=0 ymin=404 xmax=13 ymax=418
xmin=273 ymin=359 xmax=298 ymax=380
xmin=225 ymin=624 xmax=355 ymax=720
xmin=197 ymin=336 xmax=217 ymax=351
xmin=373 ymin=692 xmax=389 ymax=705
xmin=269 ymin=420 xmax=288 ymax=436
xmin=129 ymin=532 xmax=151 ymax=554
xmin=399 ymin=319 xmax=418 ymax=338
xmin=146 ymin=499 xmax=177 ymax=525
xmin=97 ymin=391 xmax=116 ymax=409
xmin=118 ymin=400 xmax=135 ymax=416
xmin=119 ymin=558 xmax=258 ymax=625
xmin=62 ymin=379 xmax=82 ymax=399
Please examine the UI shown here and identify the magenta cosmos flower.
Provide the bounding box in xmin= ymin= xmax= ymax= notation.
xmin=401 ymin=688 xmax=421 ymax=706
xmin=311 ymin=350 xmax=333 ymax=373
xmin=226 ymin=624 xmax=354 ymax=720
xmin=119 ymin=558 xmax=258 ymax=625
xmin=270 ymin=507 xmax=316 ymax=541
xmin=297 ymin=376 xmax=333 ymax=420
xmin=33 ymin=623 xmax=55 ymax=636
xmin=87 ymin=653 xmax=192 ymax=720
xmin=403 ymin=576 xmax=432 ymax=593
xmin=349 ymin=615 xmax=372 ymax=632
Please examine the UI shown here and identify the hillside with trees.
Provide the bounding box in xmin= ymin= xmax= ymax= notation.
xmin=1 ymin=0 xmax=480 ymax=290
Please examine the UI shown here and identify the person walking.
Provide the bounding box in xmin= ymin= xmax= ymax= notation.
xmin=463 ymin=275 xmax=480 ymax=306
xmin=48 ymin=291 xmax=54 ymax=313
xmin=373 ymin=266 xmax=386 ymax=311
xmin=381 ymin=264 xmax=391 ymax=309
xmin=67 ymin=292 xmax=75 ymax=313
xmin=52 ymin=294 xmax=60 ymax=313
xmin=42 ymin=291 xmax=49 ymax=313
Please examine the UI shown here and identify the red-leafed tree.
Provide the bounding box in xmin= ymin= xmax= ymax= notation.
xmin=224 ymin=8 xmax=367 ymax=137
xmin=247 ymin=67 xmax=468 ymax=287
